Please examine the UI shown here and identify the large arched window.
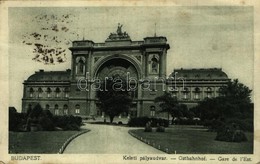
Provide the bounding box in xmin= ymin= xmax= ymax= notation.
xmin=54 ymin=104 xmax=59 ymax=115
xmin=150 ymin=106 xmax=155 ymax=117
xmin=45 ymin=104 xmax=50 ymax=110
xmin=38 ymin=88 xmax=43 ymax=98
xmin=206 ymin=87 xmax=212 ymax=98
xmin=218 ymin=87 xmax=224 ymax=96
xmin=29 ymin=88 xmax=34 ymax=98
xmin=194 ymin=87 xmax=200 ymax=100
xmin=169 ymin=86 xmax=178 ymax=97
xmin=76 ymin=57 xmax=85 ymax=75
xmin=63 ymin=104 xmax=68 ymax=115
xmin=64 ymin=87 xmax=69 ymax=98
xmin=75 ymin=104 xmax=80 ymax=114
xmin=55 ymin=87 xmax=61 ymax=98
xmin=151 ymin=57 xmax=158 ymax=73
xmin=183 ymin=87 xmax=189 ymax=100
xmin=47 ymin=87 xmax=51 ymax=98
xmin=28 ymin=104 xmax=32 ymax=113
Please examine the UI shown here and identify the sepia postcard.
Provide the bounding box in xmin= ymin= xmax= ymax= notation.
xmin=0 ymin=0 xmax=260 ymax=163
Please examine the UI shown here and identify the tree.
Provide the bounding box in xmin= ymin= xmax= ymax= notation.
xmin=9 ymin=107 xmax=26 ymax=131
xmin=196 ymin=79 xmax=253 ymax=132
xmin=199 ymin=79 xmax=253 ymax=120
xmin=97 ymin=78 xmax=132 ymax=123
xmin=26 ymin=103 xmax=55 ymax=131
xmin=219 ymin=79 xmax=252 ymax=104
xmin=177 ymin=104 xmax=194 ymax=119
xmin=154 ymin=92 xmax=180 ymax=122
xmin=28 ymin=103 xmax=43 ymax=118
xmin=197 ymin=97 xmax=225 ymax=121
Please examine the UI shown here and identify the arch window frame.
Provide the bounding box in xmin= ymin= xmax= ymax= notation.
xmin=28 ymin=104 xmax=32 ymax=113
xmin=64 ymin=87 xmax=69 ymax=98
xmin=151 ymin=56 xmax=159 ymax=73
xmin=38 ymin=88 xmax=43 ymax=98
xmin=194 ymin=87 xmax=200 ymax=100
xmin=206 ymin=87 xmax=213 ymax=98
xmin=75 ymin=104 xmax=80 ymax=114
xmin=55 ymin=87 xmax=61 ymax=98
xmin=76 ymin=57 xmax=86 ymax=75
xmin=54 ymin=104 xmax=59 ymax=115
xmin=63 ymin=104 xmax=68 ymax=115
xmin=182 ymin=87 xmax=189 ymax=100
xmin=45 ymin=104 xmax=50 ymax=110
xmin=218 ymin=87 xmax=226 ymax=97
xmin=150 ymin=105 xmax=156 ymax=117
xmin=47 ymin=87 xmax=52 ymax=98
xmin=29 ymin=88 xmax=34 ymax=98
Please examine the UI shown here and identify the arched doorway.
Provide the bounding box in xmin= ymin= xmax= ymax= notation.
xmin=95 ymin=58 xmax=139 ymax=79
xmin=94 ymin=57 xmax=140 ymax=118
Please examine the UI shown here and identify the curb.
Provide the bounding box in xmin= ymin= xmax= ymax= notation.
xmin=58 ymin=129 xmax=90 ymax=154
xmin=128 ymin=130 xmax=168 ymax=154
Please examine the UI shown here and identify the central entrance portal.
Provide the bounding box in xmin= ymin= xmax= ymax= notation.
xmin=95 ymin=57 xmax=139 ymax=118
xmin=68 ymin=26 xmax=169 ymax=117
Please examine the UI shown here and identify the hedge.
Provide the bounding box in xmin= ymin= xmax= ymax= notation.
xmin=128 ymin=117 xmax=169 ymax=127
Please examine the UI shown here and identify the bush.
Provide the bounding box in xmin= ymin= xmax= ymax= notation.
xmin=144 ymin=126 xmax=152 ymax=132
xmin=9 ymin=104 xmax=83 ymax=132
xmin=28 ymin=104 xmax=43 ymax=118
xmin=52 ymin=115 xmax=82 ymax=131
xmin=172 ymin=118 xmax=202 ymax=125
xmin=128 ymin=117 xmax=169 ymax=127
xmin=202 ymin=119 xmax=225 ymax=132
xmin=128 ymin=117 xmax=150 ymax=127
xmin=9 ymin=109 xmax=27 ymax=132
xmin=38 ymin=116 xmax=54 ymax=131
xmin=227 ymin=118 xmax=253 ymax=132
xmin=156 ymin=126 xmax=165 ymax=132
xmin=144 ymin=121 xmax=152 ymax=132
xmin=215 ymin=123 xmax=248 ymax=142
xmin=64 ymin=123 xmax=80 ymax=131
xmin=150 ymin=118 xmax=169 ymax=127
xmin=202 ymin=118 xmax=253 ymax=133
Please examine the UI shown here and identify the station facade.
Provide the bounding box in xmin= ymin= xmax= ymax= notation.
xmin=22 ymin=26 xmax=229 ymax=118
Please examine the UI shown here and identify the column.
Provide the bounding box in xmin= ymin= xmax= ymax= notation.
xmin=159 ymin=52 xmax=163 ymax=77
xmin=145 ymin=53 xmax=149 ymax=77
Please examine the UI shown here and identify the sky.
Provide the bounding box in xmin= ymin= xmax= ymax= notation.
xmin=8 ymin=7 xmax=254 ymax=111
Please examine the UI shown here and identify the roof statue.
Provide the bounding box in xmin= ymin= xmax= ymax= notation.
xmin=117 ymin=23 xmax=123 ymax=35
xmin=107 ymin=23 xmax=131 ymax=41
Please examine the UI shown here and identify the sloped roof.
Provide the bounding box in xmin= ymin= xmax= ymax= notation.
xmin=27 ymin=69 xmax=71 ymax=81
xmin=170 ymin=68 xmax=229 ymax=80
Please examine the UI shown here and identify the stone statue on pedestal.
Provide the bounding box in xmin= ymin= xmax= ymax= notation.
xmin=107 ymin=23 xmax=131 ymax=40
